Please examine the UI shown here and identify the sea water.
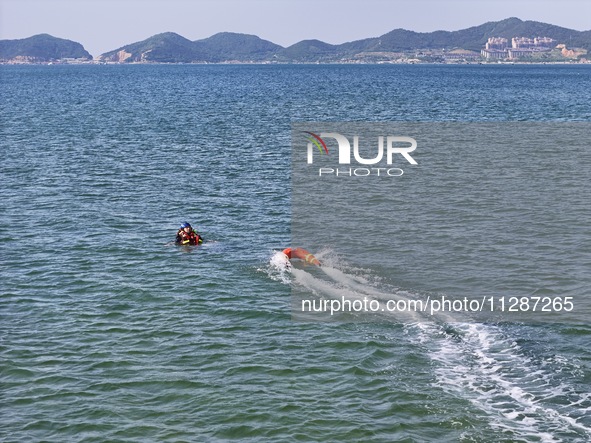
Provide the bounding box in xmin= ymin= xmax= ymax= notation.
xmin=1 ymin=64 xmax=590 ymax=442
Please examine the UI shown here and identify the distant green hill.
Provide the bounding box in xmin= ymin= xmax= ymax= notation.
xmin=276 ymin=40 xmax=338 ymax=62
xmin=100 ymin=32 xmax=282 ymax=63
xmin=100 ymin=32 xmax=197 ymax=63
xmin=303 ymin=17 xmax=590 ymax=60
xmin=343 ymin=17 xmax=590 ymax=53
xmin=194 ymin=32 xmax=283 ymax=62
xmin=0 ymin=34 xmax=92 ymax=61
xmin=3 ymin=18 xmax=588 ymax=64
xmin=98 ymin=18 xmax=589 ymax=63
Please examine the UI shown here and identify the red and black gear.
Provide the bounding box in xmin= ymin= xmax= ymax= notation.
xmin=176 ymin=229 xmax=203 ymax=245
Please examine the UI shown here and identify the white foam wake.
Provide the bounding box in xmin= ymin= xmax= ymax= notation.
xmin=415 ymin=322 xmax=591 ymax=441
xmin=262 ymin=251 xmax=292 ymax=284
xmin=271 ymin=252 xmax=590 ymax=441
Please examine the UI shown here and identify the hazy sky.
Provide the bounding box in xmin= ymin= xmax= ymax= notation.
xmin=1 ymin=0 xmax=590 ymax=57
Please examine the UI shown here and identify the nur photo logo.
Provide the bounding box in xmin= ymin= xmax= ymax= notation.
xmin=302 ymin=130 xmax=418 ymax=177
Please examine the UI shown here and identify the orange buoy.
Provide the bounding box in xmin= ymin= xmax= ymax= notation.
xmin=282 ymin=247 xmax=320 ymax=266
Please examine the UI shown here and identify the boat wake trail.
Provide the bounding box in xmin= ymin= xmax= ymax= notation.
xmin=266 ymin=251 xmax=591 ymax=441
xmin=264 ymin=250 xmax=292 ymax=284
xmin=419 ymin=322 xmax=591 ymax=441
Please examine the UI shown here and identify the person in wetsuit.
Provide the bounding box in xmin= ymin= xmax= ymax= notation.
xmin=175 ymin=222 xmax=203 ymax=245
xmin=282 ymin=247 xmax=320 ymax=266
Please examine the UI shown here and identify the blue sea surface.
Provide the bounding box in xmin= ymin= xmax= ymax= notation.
xmin=1 ymin=64 xmax=591 ymax=442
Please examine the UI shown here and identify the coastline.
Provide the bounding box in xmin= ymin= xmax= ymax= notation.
xmin=2 ymin=59 xmax=590 ymax=66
